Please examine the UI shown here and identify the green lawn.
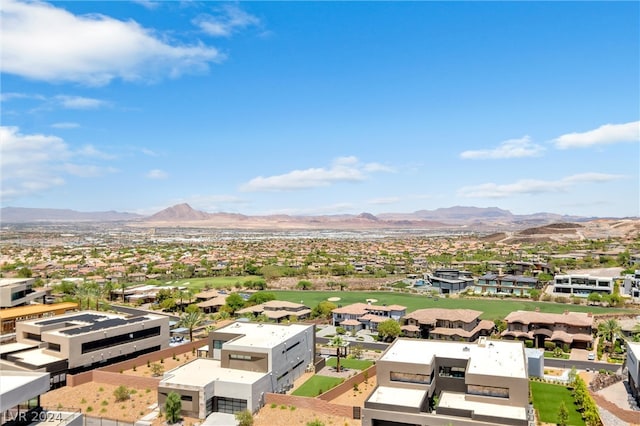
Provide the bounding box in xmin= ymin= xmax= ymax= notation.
xmin=273 ymin=290 xmax=629 ymax=321
xmin=544 ymin=351 xmax=570 ymax=359
xmin=325 ymin=357 xmax=374 ymax=370
xmin=291 ymin=375 xmax=344 ymax=397
xmin=530 ymin=381 xmax=585 ymax=426
xmin=152 ymin=276 xmax=263 ymax=292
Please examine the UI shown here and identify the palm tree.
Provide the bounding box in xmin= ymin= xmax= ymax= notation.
xmin=597 ymin=319 xmax=621 ymax=354
xmin=179 ymin=311 xmax=205 ymax=342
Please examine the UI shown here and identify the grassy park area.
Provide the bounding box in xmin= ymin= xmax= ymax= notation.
xmin=325 ymin=357 xmax=373 ymax=370
xmin=272 ymin=290 xmax=630 ymax=321
xmin=530 ymin=381 xmax=585 ymax=426
xmin=291 ymin=375 xmax=345 ymax=397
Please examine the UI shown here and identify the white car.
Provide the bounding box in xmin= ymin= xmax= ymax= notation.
xmin=587 ymin=352 xmax=595 ymax=361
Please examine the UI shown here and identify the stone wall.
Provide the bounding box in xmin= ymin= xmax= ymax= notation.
xmin=318 ymin=365 xmax=376 ymax=401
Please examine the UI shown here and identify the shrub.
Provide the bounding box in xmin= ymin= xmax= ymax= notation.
xmin=114 ymin=385 xmax=131 ymax=402
xmin=270 ymin=403 xmax=277 ymax=409
xmin=80 ymin=398 xmax=86 ymax=404
xmin=525 ymin=340 xmax=534 ymax=348
xmin=544 ymin=341 xmax=556 ymax=351
xmin=86 ymin=406 xmax=93 ymax=413
xmin=164 ymin=392 xmax=182 ymax=424
xmin=336 ymin=326 xmax=346 ymax=335
xmin=235 ymin=409 xmax=253 ymax=426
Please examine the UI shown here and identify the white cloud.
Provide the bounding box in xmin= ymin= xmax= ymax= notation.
xmin=193 ymin=4 xmax=260 ymax=37
xmin=55 ymin=95 xmax=108 ymax=109
xmin=131 ymin=0 xmax=160 ymax=10
xmin=554 ymin=121 xmax=640 ymax=149
xmin=1 ymin=0 xmax=221 ymax=86
xmin=0 ymin=92 xmax=45 ymax=102
xmin=0 ymin=126 xmax=115 ymax=201
xmin=458 ymin=173 xmax=624 ymax=198
xmin=460 ymin=136 xmax=545 ymax=159
xmin=239 ymin=156 xmax=392 ymax=192
xmin=77 ymin=144 xmax=115 ymax=159
xmin=51 ymin=122 xmax=80 ymax=129
xmin=146 ymin=169 xmax=168 ymax=179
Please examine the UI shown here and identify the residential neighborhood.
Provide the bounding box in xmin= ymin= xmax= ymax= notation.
xmin=1 ymin=220 xmax=639 ymax=426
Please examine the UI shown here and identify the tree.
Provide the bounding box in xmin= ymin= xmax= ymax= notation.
xmin=164 ymin=392 xmax=181 ymax=424
xmin=17 ymin=267 xmax=33 ymax=278
xmin=235 ymin=409 xmax=254 ymax=426
xmin=297 ymin=280 xmax=313 ymax=290
xmin=224 ymin=293 xmax=245 ymax=314
xmin=587 ymin=292 xmax=602 ymax=305
xmin=567 ymin=366 xmax=578 ymax=386
xmin=247 ymin=292 xmax=276 ymax=305
xmin=597 ymin=319 xmax=621 ymax=354
xmin=377 ymin=319 xmax=401 ymax=342
xmin=311 ymin=301 xmax=337 ymax=319
xmin=179 ymin=310 xmax=205 ymax=342
xmin=528 ymin=289 xmax=541 ymax=301
xmin=557 ymin=401 xmax=569 ymax=426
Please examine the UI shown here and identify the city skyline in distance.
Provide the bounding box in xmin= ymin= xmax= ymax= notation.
xmin=1 ymin=1 xmax=639 ymax=218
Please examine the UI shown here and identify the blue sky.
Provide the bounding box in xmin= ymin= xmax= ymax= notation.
xmin=1 ymin=1 xmax=639 ymax=217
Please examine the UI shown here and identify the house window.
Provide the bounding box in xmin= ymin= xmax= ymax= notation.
xmin=390 ymin=371 xmax=433 ymax=385
xmin=467 ymin=385 xmax=509 ymax=398
xmin=229 ymin=354 xmax=251 ymax=361
xmin=213 ymin=397 xmax=247 ymax=414
xmin=439 ymin=366 xmax=465 ymax=378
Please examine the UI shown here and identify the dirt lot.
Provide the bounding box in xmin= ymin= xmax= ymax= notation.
xmin=41 ymin=381 xmax=156 ymax=423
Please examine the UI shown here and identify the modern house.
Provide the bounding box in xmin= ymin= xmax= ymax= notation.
xmin=0 ymin=279 xmax=48 ymax=308
xmin=158 ymin=321 xmax=315 ymax=419
xmin=332 ymin=303 xmax=406 ymax=332
xmin=426 ymin=269 xmax=474 ymax=295
xmin=401 ymin=309 xmax=494 ymax=342
xmin=5 ymin=310 xmax=169 ymax=387
xmin=473 ymin=274 xmax=539 ymax=296
xmin=623 ymin=270 xmax=640 ymax=302
xmin=551 ymin=274 xmax=614 ymax=297
xmin=235 ymin=300 xmax=311 ymax=322
xmin=362 ymin=338 xmax=531 ymax=426
xmin=627 ymin=341 xmax=640 ymax=406
xmin=0 ymin=371 xmax=82 ymax=426
xmin=502 ymin=310 xmax=594 ymax=349
xmin=0 ymin=302 xmax=78 ymax=336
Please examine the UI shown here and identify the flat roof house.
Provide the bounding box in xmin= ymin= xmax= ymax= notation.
xmin=0 ymin=302 xmax=78 ymax=336
xmin=627 ymin=341 xmax=640 ymax=406
xmin=0 ymin=371 xmax=83 ymax=426
xmin=474 ymin=274 xmax=538 ymax=296
xmin=362 ymin=338 xmax=531 ymax=426
xmin=552 ymin=274 xmax=614 ymax=297
xmin=0 ymin=279 xmax=47 ymax=308
xmin=402 ymin=309 xmax=494 ymax=342
xmin=158 ymin=321 xmax=315 ymax=419
xmin=7 ymin=310 xmax=169 ymax=388
xmin=427 ymin=269 xmax=474 ymax=295
xmin=502 ymin=310 xmax=594 ymax=350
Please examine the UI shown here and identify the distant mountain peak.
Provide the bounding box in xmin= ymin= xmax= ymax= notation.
xmin=357 ymin=212 xmax=379 ymax=221
xmin=147 ymin=203 xmax=209 ymax=221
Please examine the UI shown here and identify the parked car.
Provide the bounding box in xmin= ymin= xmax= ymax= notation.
xmin=587 ymin=352 xmax=595 ymax=360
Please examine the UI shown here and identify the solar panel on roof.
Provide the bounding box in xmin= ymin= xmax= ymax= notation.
xmin=61 ymin=316 xmax=148 ymax=335
xmin=36 ymin=313 xmax=106 ymax=326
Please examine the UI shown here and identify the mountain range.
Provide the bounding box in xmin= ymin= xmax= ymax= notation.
xmin=0 ymin=204 xmax=597 ymax=231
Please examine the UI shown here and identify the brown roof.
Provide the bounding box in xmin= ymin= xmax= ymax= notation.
xmin=332 ymin=302 xmax=407 ymax=316
xmin=195 ymin=295 xmax=227 ymax=308
xmin=401 ymin=324 xmax=420 ymax=332
xmin=504 ymin=310 xmax=593 ymax=327
xmin=404 ymin=308 xmax=483 ymax=325
xmin=340 ymin=319 xmax=361 ymax=326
